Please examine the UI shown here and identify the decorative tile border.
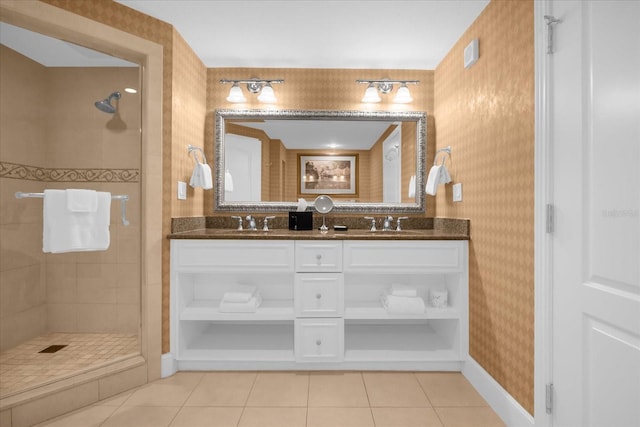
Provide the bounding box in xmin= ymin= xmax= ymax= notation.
xmin=0 ymin=162 xmax=139 ymax=182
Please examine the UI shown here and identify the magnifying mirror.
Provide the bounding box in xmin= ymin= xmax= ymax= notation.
xmin=314 ymin=195 xmax=334 ymax=233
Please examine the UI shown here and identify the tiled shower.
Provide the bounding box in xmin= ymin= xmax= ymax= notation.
xmin=0 ymin=42 xmax=142 ymax=398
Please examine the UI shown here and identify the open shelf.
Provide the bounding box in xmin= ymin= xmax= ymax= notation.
xmin=180 ymin=299 xmax=294 ymax=321
xmin=179 ymin=322 xmax=295 ymax=361
xmin=344 ymin=322 xmax=461 ymax=362
xmin=345 ymin=301 xmax=460 ymax=320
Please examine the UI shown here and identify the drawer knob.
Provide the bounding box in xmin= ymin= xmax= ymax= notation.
xmin=316 ymin=254 xmax=322 ymax=264
xmin=316 ymin=293 xmax=322 ymax=299
xmin=316 ymin=339 xmax=322 ymax=346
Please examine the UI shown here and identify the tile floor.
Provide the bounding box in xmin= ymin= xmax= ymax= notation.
xmin=34 ymin=371 xmax=506 ymax=427
xmin=0 ymin=333 xmax=139 ymax=397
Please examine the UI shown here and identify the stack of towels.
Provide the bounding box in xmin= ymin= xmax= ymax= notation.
xmin=219 ymin=285 xmax=262 ymax=313
xmin=380 ymin=284 xmax=425 ymax=314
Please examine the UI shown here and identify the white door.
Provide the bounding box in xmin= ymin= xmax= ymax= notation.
xmin=225 ymin=134 xmax=262 ymax=201
xmin=550 ymin=1 xmax=640 ymax=426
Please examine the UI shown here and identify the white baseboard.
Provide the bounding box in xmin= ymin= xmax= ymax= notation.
xmin=463 ymin=357 xmax=534 ymax=427
xmin=161 ymin=353 xmax=177 ymax=378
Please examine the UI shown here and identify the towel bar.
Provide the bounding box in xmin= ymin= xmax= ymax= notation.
xmin=15 ymin=191 xmax=130 ymax=226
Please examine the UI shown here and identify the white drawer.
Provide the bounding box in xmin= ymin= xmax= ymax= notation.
xmin=295 ymin=318 xmax=344 ymax=362
xmin=172 ymin=240 xmax=294 ymax=271
xmin=295 ymin=241 xmax=343 ymax=272
xmin=344 ymin=240 xmax=465 ymax=273
xmin=295 ymin=273 xmax=344 ymax=317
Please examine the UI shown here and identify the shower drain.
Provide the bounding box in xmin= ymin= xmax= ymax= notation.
xmin=38 ymin=345 xmax=67 ymax=354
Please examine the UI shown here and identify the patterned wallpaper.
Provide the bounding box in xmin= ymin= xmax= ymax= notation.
xmin=434 ymin=0 xmax=535 ymax=414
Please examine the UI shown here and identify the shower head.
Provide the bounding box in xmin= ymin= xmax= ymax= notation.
xmin=94 ymin=91 xmax=121 ymax=113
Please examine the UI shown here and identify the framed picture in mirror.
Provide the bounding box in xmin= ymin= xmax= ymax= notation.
xmin=298 ymin=154 xmax=358 ymax=196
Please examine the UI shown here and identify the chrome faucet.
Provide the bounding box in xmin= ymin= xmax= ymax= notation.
xmin=231 ymin=215 xmax=243 ymax=230
xmin=263 ymin=216 xmax=276 ymax=231
xmin=364 ymin=217 xmax=377 ymax=232
xmin=396 ymin=216 xmax=409 ymax=231
xmin=245 ymin=215 xmax=257 ymax=231
xmin=382 ymin=215 xmax=394 ymax=231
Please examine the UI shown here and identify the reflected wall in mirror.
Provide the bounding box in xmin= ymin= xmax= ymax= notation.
xmin=215 ymin=109 xmax=426 ymax=213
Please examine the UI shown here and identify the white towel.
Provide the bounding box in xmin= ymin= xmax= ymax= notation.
xmin=425 ymin=164 xmax=453 ymax=196
xmin=380 ymin=291 xmax=425 ymax=314
xmin=43 ymin=189 xmax=111 ymax=253
xmin=425 ymin=165 xmax=442 ymax=196
xmin=441 ymin=164 xmax=452 ymax=184
xmin=189 ymin=162 xmax=213 ymax=190
xmin=66 ymin=189 xmax=98 ymax=212
xmin=225 ymin=169 xmax=234 ymax=192
xmin=390 ymin=284 xmax=417 ymax=298
xmin=222 ymin=285 xmax=257 ymax=303
xmin=219 ymin=293 xmax=263 ymax=313
xmin=408 ymin=175 xmax=416 ymax=198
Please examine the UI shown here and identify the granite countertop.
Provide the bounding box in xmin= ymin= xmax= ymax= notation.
xmin=168 ymin=217 xmax=469 ymax=241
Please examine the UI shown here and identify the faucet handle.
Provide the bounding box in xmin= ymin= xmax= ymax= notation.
xmin=396 ymin=216 xmax=409 ymax=231
xmin=231 ymin=216 xmax=243 ymax=230
xmin=364 ymin=217 xmax=377 ymax=232
xmin=263 ymin=216 xmax=276 ymax=231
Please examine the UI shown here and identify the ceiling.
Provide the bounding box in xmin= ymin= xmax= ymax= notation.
xmin=115 ymin=0 xmax=490 ymax=70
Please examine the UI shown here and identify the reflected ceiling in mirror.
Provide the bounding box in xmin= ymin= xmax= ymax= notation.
xmin=214 ymin=109 xmax=426 ymax=214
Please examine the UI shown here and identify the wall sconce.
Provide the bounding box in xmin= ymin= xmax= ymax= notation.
xmin=220 ymin=78 xmax=284 ymax=103
xmin=356 ymin=79 xmax=419 ymax=104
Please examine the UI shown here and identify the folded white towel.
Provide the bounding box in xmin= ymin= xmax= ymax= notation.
xmin=222 ymin=285 xmax=257 ymax=303
xmin=380 ymin=291 xmax=425 ymax=314
xmin=66 ymin=189 xmax=98 ymax=212
xmin=189 ymin=162 xmax=213 ymax=190
xmin=43 ymin=189 xmax=111 ymax=253
xmin=441 ymin=164 xmax=452 ymax=184
xmin=408 ymin=175 xmax=416 ymax=198
xmin=425 ymin=165 xmax=441 ymax=196
xmin=225 ymin=169 xmax=234 ymax=192
xmin=219 ymin=293 xmax=263 ymax=313
xmin=390 ymin=284 xmax=417 ymax=298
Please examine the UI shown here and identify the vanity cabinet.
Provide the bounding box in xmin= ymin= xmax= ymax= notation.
xmin=170 ymin=238 xmax=468 ymax=371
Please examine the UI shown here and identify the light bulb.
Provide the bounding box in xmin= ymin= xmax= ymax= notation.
xmin=258 ymin=83 xmax=277 ymax=103
xmin=362 ymin=83 xmax=381 ymax=103
xmin=393 ymin=84 xmax=413 ymax=103
xmin=226 ymin=83 xmax=246 ymax=103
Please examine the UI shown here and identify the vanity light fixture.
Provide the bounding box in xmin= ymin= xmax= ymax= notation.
xmin=356 ymin=79 xmax=419 ymax=104
xmin=220 ymin=78 xmax=284 ymax=103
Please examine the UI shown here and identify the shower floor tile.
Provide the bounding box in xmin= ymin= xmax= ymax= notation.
xmin=0 ymin=332 xmax=138 ymax=397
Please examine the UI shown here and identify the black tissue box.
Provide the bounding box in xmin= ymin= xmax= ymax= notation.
xmin=289 ymin=211 xmax=313 ymax=230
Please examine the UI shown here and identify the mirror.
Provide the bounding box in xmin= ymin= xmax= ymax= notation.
xmin=215 ymin=109 xmax=426 ymax=214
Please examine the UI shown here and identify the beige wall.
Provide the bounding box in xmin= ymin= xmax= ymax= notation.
xmin=0 ymin=45 xmax=142 ymax=349
xmin=434 ymin=0 xmax=535 ymax=414
xmin=0 ymin=45 xmax=47 ymax=351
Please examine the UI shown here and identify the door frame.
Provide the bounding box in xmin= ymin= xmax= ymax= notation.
xmin=534 ymin=0 xmax=554 ymax=425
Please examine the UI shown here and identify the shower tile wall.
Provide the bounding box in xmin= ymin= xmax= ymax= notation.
xmin=0 ymin=45 xmax=141 ymax=351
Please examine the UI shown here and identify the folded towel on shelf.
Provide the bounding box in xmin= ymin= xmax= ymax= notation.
xmin=222 ymin=285 xmax=257 ymax=303
xmin=390 ymin=284 xmax=417 ymax=298
xmin=219 ymin=292 xmax=263 ymax=313
xmin=380 ymin=291 xmax=425 ymax=314
xmin=43 ymin=189 xmax=111 ymax=253
xmin=66 ymin=189 xmax=98 ymax=212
